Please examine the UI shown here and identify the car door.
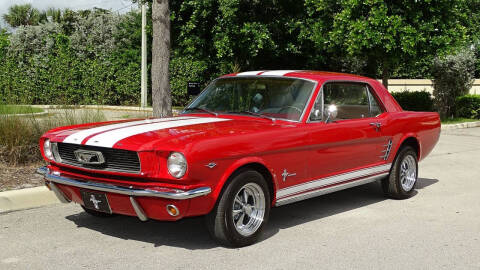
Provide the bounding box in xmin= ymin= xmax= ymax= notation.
xmin=304 ymin=81 xmax=390 ymax=184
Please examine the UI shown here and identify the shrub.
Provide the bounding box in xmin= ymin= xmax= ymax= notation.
xmin=432 ymin=48 xmax=476 ymax=118
xmin=391 ymin=90 xmax=434 ymax=112
xmin=169 ymin=55 xmax=209 ymax=106
xmin=456 ymin=95 xmax=480 ymax=119
xmin=0 ymin=11 xmax=142 ymax=106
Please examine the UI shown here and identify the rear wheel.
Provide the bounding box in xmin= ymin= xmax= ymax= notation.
xmin=382 ymin=146 xmax=418 ymax=199
xmin=206 ymin=170 xmax=270 ymax=247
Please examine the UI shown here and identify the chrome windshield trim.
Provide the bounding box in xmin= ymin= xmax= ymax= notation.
xmin=182 ymin=76 xmax=319 ymax=123
xmin=37 ymin=166 xmax=211 ymax=200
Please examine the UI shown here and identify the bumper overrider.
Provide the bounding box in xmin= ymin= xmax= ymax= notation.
xmin=36 ymin=166 xmax=211 ymax=221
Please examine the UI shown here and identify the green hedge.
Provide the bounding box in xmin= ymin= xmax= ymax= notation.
xmin=456 ymin=95 xmax=480 ymax=119
xmin=391 ymin=90 xmax=434 ymax=112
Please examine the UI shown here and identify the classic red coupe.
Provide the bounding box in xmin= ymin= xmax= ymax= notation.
xmin=37 ymin=71 xmax=440 ymax=246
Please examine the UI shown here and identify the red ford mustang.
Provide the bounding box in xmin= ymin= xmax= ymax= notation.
xmin=37 ymin=71 xmax=440 ymax=246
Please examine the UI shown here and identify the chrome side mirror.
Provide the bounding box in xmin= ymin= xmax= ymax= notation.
xmin=325 ymin=104 xmax=338 ymax=123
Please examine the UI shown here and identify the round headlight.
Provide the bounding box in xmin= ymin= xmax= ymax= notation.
xmin=167 ymin=152 xmax=187 ymax=178
xmin=43 ymin=139 xmax=53 ymax=160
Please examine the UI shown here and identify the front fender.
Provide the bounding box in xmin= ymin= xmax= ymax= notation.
xmin=211 ymin=156 xmax=278 ymax=204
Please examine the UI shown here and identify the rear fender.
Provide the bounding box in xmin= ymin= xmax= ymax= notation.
xmin=391 ymin=133 xmax=421 ymax=162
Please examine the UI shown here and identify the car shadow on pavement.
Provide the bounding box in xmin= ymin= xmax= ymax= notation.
xmin=261 ymin=178 xmax=438 ymax=241
xmin=65 ymin=178 xmax=438 ymax=249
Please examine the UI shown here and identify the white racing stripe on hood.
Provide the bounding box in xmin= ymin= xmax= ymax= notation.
xmin=63 ymin=117 xmax=194 ymax=144
xmin=85 ymin=117 xmax=231 ymax=148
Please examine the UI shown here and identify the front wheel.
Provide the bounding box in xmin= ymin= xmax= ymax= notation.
xmin=206 ymin=170 xmax=270 ymax=247
xmin=382 ymin=146 xmax=418 ymax=199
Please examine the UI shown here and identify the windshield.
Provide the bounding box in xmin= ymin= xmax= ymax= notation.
xmin=184 ymin=77 xmax=316 ymax=121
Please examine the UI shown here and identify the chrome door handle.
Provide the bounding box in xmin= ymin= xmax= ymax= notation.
xmin=370 ymin=122 xmax=381 ymax=132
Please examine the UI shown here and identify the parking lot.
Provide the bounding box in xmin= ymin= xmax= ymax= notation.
xmin=1 ymin=127 xmax=479 ymax=270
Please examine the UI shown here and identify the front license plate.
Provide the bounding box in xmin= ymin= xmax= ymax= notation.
xmin=81 ymin=190 xmax=112 ymax=214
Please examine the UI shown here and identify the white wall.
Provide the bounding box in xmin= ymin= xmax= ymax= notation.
xmin=383 ymin=79 xmax=480 ymax=95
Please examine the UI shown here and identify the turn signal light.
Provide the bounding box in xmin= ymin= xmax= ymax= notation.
xmin=166 ymin=204 xmax=179 ymax=217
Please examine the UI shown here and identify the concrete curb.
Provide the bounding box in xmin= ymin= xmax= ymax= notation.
xmin=31 ymin=104 xmax=154 ymax=112
xmin=1 ymin=111 xmax=48 ymax=117
xmin=441 ymin=121 xmax=480 ymax=130
xmin=0 ymin=186 xmax=60 ymax=213
xmin=30 ymin=105 xmax=182 ymax=115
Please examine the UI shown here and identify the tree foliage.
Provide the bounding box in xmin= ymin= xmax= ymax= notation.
xmin=302 ymin=0 xmax=469 ymax=87
xmin=432 ymin=48 xmax=475 ymax=118
xmin=0 ymin=1 xmax=479 ymax=108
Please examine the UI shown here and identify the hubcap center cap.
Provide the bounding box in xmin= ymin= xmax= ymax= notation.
xmin=244 ymin=205 xmax=253 ymax=216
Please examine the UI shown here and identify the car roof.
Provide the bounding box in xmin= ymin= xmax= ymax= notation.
xmin=222 ymin=70 xmax=372 ymax=82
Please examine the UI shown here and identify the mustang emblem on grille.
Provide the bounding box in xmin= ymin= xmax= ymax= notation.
xmin=74 ymin=149 xmax=105 ymax=165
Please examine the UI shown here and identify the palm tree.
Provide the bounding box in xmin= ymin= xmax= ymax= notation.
xmin=45 ymin=8 xmax=63 ymax=23
xmin=2 ymin=4 xmax=44 ymax=28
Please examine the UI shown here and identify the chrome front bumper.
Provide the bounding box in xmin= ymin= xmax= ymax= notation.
xmin=36 ymin=166 xmax=211 ymax=221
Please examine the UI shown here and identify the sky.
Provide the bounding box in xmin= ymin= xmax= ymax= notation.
xmin=0 ymin=0 xmax=137 ymax=27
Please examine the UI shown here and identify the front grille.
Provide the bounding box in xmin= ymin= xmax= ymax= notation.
xmin=54 ymin=143 xmax=141 ymax=174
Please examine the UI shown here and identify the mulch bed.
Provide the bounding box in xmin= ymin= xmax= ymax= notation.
xmin=0 ymin=162 xmax=45 ymax=192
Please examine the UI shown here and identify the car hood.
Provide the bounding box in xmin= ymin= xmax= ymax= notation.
xmin=48 ymin=115 xmax=292 ymax=152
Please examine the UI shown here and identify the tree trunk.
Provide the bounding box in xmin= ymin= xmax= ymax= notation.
xmin=381 ymin=63 xmax=389 ymax=90
xmin=151 ymin=0 xmax=172 ymax=117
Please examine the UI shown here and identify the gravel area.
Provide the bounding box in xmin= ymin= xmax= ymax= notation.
xmin=0 ymin=163 xmax=44 ymax=192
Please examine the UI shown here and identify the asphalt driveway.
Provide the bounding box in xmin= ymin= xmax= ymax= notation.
xmin=1 ymin=127 xmax=480 ymax=269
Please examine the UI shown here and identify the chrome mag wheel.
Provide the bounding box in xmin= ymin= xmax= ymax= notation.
xmin=400 ymin=154 xmax=417 ymax=192
xmin=232 ymin=182 xmax=266 ymax=237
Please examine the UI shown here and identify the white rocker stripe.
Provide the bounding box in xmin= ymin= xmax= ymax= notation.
xmin=260 ymin=70 xmax=297 ymax=76
xmin=63 ymin=117 xmax=194 ymax=144
xmin=85 ymin=117 xmax=231 ymax=148
xmin=236 ymin=71 xmax=264 ymax=76
xmin=276 ymin=163 xmax=392 ymax=200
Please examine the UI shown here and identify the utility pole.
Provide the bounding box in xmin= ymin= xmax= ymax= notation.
xmin=140 ymin=3 xmax=148 ymax=108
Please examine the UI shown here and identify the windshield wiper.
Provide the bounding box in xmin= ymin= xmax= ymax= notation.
xmin=227 ymin=111 xmax=276 ymax=122
xmin=183 ymin=107 xmax=218 ymax=117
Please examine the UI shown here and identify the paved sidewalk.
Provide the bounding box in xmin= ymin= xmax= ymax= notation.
xmin=0 ymin=128 xmax=479 ymax=269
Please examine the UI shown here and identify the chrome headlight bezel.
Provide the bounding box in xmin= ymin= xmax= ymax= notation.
xmin=167 ymin=152 xmax=187 ymax=178
xmin=43 ymin=139 xmax=54 ymax=160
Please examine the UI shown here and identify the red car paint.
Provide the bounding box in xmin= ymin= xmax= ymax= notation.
xmin=39 ymin=71 xmax=440 ymax=221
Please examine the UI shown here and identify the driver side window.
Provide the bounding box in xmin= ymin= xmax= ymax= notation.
xmin=309 ymin=82 xmax=384 ymax=122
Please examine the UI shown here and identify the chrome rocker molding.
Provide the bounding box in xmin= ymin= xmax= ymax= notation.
xmin=36 ymin=166 xmax=211 ymax=221
xmin=275 ymin=172 xmax=388 ymax=206
xmin=275 ymin=163 xmax=392 ymax=206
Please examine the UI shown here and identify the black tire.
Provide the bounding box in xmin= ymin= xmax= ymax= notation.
xmin=81 ymin=206 xmax=114 ymax=217
xmin=205 ymin=169 xmax=271 ymax=247
xmin=382 ymin=146 xmax=418 ymax=199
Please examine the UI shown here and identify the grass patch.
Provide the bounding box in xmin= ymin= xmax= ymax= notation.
xmin=0 ymin=109 xmax=106 ymax=165
xmin=441 ymin=117 xmax=479 ymax=124
xmin=0 ymin=105 xmax=44 ymax=115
